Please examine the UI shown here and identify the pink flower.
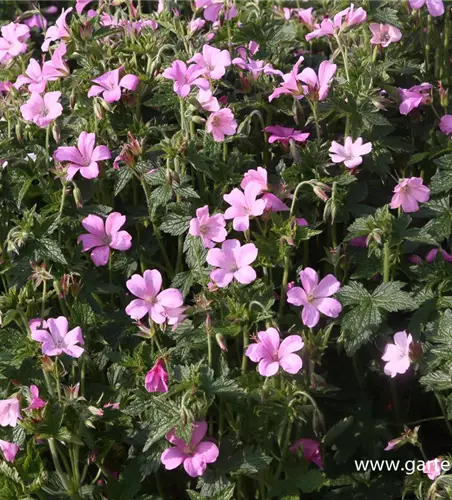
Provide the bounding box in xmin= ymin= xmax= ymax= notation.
xmin=296 ymin=7 xmax=317 ymax=30
xmin=425 ymin=248 xmax=452 ymax=263
xmin=389 ymin=177 xmax=430 ymax=213
xmin=299 ymin=60 xmax=337 ymax=101
xmin=333 ymin=4 xmax=367 ymax=30
xmin=76 ymin=0 xmax=94 ymax=14
xmin=20 ymin=91 xmax=63 ymax=128
xmin=245 ymin=328 xmax=304 ymax=376
xmin=224 ymin=183 xmax=266 ymax=231
xmin=42 ymin=7 xmax=73 ymax=52
xmin=25 ymin=385 xmax=46 ymax=411
xmin=0 ymin=398 xmax=21 ymax=427
xmin=195 ymin=0 xmax=237 ymax=22
xmin=265 ymin=125 xmax=310 ymax=145
xmin=189 ymin=205 xmax=227 ymax=249
xmin=290 ymin=438 xmax=323 ymax=469
xmin=42 ymin=42 xmax=70 ymax=80
xmin=0 ymin=440 xmax=19 ymax=462
xmin=197 ymin=89 xmax=220 ymax=112
xmin=424 ymin=458 xmax=443 ymax=480
xmin=305 ymin=19 xmax=334 ymax=41
xmin=189 ymin=45 xmax=231 ymax=80
xmin=206 ymin=108 xmax=237 ymax=142
xmin=189 ymin=18 xmax=206 ymax=33
xmin=295 ymin=217 xmax=309 ymax=227
xmin=29 ymin=318 xmax=48 ymax=331
xmin=162 ymin=60 xmax=208 ymax=98
xmin=262 ymin=193 xmax=290 ymax=212
xmin=103 ymin=402 xmax=120 ymax=410
xmin=54 ymin=131 xmax=111 ymax=180
xmin=329 ymin=136 xmax=372 ymax=168
xmin=145 ymin=359 xmax=168 ymax=393
xmin=207 ymin=239 xmax=258 ymax=288
xmin=439 ymin=114 xmax=452 ymax=134
xmin=24 ymin=14 xmax=47 ymax=31
xmin=398 ymin=83 xmax=432 ymax=115
xmin=88 ymin=68 xmax=139 ymax=103
xmin=31 ymin=316 xmax=85 ymax=358
xmin=409 ymin=0 xmax=444 ymax=17
xmin=287 ymin=268 xmax=342 ymax=328
xmin=349 ymin=236 xmax=367 ymax=248
xmin=369 ymin=24 xmax=402 ymax=47
xmin=240 ymin=167 xmax=267 ymax=193
xmin=78 ymin=212 xmax=132 ymax=266
xmin=125 ymin=269 xmax=184 ymax=323
xmin=14 ymin=59 xmax=47 ymax=93
xmin=268 ymin=56 xmax=305 ymax=101
xmin=161 ymin=421 xmax=219 ymax=477
xmin=0 ymin=23 xmax=30 ymax=64
xmin=382 ymin=331 xmax=413 ymax=378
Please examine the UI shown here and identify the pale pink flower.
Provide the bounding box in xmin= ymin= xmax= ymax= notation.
xmin=42 ymin=42 xmax=70 ymax=80
xmin=287 ymin=268 xmax=342 ymax=328
xmin=290 ymin=438 xmax=323 ymax=469
xmin=20 ymin=91 xmax=63 ymax=128
xmin=0 ymin=398 xmax=21 ymax=427
xmin=161 ymin=421 xmax=219 ymax=477
xmin=245 ymin=328 xmax=303 ymax=376
xmin=195 ymin=0 xmax=237 ymax=22
xmin=31 ymin=316 xmax=85 ymax=358
xmin=382 ymin=331 xmax=412 ymax=378
xmin=329 ymin=136 xmax=372 ymax=168
xmin=207 ymin=239 xmax=258 ymax=288
xmin=78 ymin=212 xmax=132 ymax=266
xmin=125 ymin=269 xmax=184 ymax=323
xmin=390 ymin=177 xmax=430 ymax=213
xmin=103 ymin=402 xmax=120 ymax=410
xmin=295 ymin=218 xmax=309 ymax=227
xmin=42 ymin=7 xmax=73 ymax=52
xmin=162 ymin=60 xmax=208 ymax=98
xmin=25 ymin=385 xmax=46 ymax=411
xmin=54 ymin=131 xmax=111 ymax=180
xmin=24 ymin=14 xmax=47 ymax=31
xmin=189 ymin=45 xmax=231 ymax=80
xmin=409 ymin=0 xmax=444 ymax=17
xmin=439 ymin=114 xmax=452 ymax=134
xmin=262 ymin=193 xmax=289 ymax=212
xmin=268 ymin=56 xmax=305 ymax=101
xmin=189 ymin=18 xmax=206 ymax=33
xmin=369 ymin=24 xmax=402 ymax=47
xmin=0 ymin=81 xmax=12 ymax=94
xmin=305 ymin=19 xmax=334 ymax=41
xmin=224 ymin=183 xmax=266 ymax=231
xmin=88 ymin=68 xmax=139 ymax=103
xmin=0 ymin=23 xmax=30 ymax=64
xmin=197 ymin=89 xmax=220 ymax=112
xmin=299 ymin=60 xmax=337 ymax=101
xmin=424 ymin=458 xmax=443 ymax=480
xmin=189 ymin=205 xmax=227 ymax=249
xmin=425 ymin=248 xmax=452 ymax=263
xmin=0 ymin=440 xmax=19 ymax=462
xmin=14 ymin=59 xmax=47 ymax=93
xmin=398 ymin=83 xmax=432 ymax=115
xmin=206 ymin=108 xmax=237 ymax=142
xmin=296 ymin=7 xmax=317 ymax=30
xmin=145 ymin=359 xmax=168 ymax=393
xmin=166 ymin=306 xmax=188 ymax=330
xmin=76 ymin=0 xmax=94 ymax=14
xmin=240 ymin=167 xmax=267 ymax=193
xmin=29 ymin=318 xmax=48 ymax=331
xmin=333 ymin=4 xmax=367 ymax=30
xmin=265 ymin=125 xmax=310 ymax=145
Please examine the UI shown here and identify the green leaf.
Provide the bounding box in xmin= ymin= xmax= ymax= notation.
xmin=420 ymin=371 xmax=452 ymax=391
xmin=160 ymin=213 xmax=191 ymax=236
xmin=336 ymin=281 xmax=371 ymax=306
xmin=297 ymin=469 xmax=324 ymax=493
xmin=35 ymin=238 xmax=67 ymax=265
xmin=431 ymin=154 xmax=452 ymax=194
xmin=371 ymin=281 xmax=415 ymax=312
xmin=114 ymin=168 xmax=133 ymax=196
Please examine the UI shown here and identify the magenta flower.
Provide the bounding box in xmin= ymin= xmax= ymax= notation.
xmin=42 ymin=42 xmax=70 ymax=80
xmin=424 ymin=459 xmax=443 ymax=480
xmin=240 ymin=167 xmax=267 ymax=193
xmin=409 ymin=0 xmax=444 ymax=17
xmin=349 ymin=236 xmax=367 ymax=248
xmin=88 ymin=68 xmax=139 ymax=103
xmin=195 ymin=0 xmax=237 ymax=22
xmin=207 ymin=239 xmax=258 ymax=288
xmin=24 ymin=14 xmax=47 ymax=31
xmin=265 ymin=125 xmax=310 ymax=145
xmin=161 ymin=421 xmax=219 ymax=477
xmin=245 ymin=328 xmax=304 ymax=376
xmin=268 ymin=56 xmax=305 ymax=101
xmin=197 ymin=89 xmax=220 ymax=112
xmin=189 ymin=44 xmax=231 ymax=80
xmin=224 ymin=183 xmax=266 ymax=231
xmin=305 ymin=19 xmax=334 ymax=41
xmin=54 ymin=131 xmax=111 ymax=180
xmin=78 ymin=212 xmax=132 ymax=266
xmin=125 ymin=269 xmax=184 ymax=323
xmin=0 ymin=23 xmax=30 ymax=64
xmin=262 ymin=193 xmax=289 ymax=212
xmin=299 ymin=60 xmax=337 ymax=101
xmin=189 ymin=205 xmax=227 ymax=249
xmin=31 ymin=316 xmax=85 ymax=358
xmin=14 ymin=59 xmax=47 ymax=93
xmin=25 ymin=385 xmax=46 ymax=411
xmin=382 ymin=331 xmax=413 ymax=378
xmin=145 ymin=359 xmax=168 ymax=393
xmin=425 ymin=248 xmax=452 ymax=263
xmin=0 ymin=441 xmax=19 ymax=463
xmin=329 ymin=136 xmax=372 ymax=168
xmin=290 ymin=438 xmax=323 ymax=469
xmin=439 ymin=114 xmax=452 ymax=135
xmin=369 ymin=24 xmax=402 ymax=47
xmin=389 ymin=177 xmax=430 ymax=213
xmin=20 ymin=91 xmax=63 ymax=128
xmin=287 ymin=268 xmax=342 ymax=328
xmin=398 ymin=83 xmax=432 ymax=115
xmin=206 ymin=108 xmax=237 ymax=142
xmin=162 ymin=60 xmax=208 ymax=98
xmin=0 ymin=398 xmax=21 ymax=427
xmin=42 ymin=7 xmax=73 ymax=52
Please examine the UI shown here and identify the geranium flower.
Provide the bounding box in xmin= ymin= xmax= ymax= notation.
xmin=78 ymin=212 xmax=132 ymax=266
xmin=145 ymin=359 xmax=168 ymax=393
xmin=290 ymin=438 xmax=323 ymax=469
xmin=245 ymin=327 xmax=304 ymax=376
xmin=409 ymin=0 xmax=444 ymax=17
xmin=299 ymin=60 xmax=337 ymax=101
xmin=265 ymin=125 xmax=310 ymax=145
xmin=296 ymin=7 xmax=317 ymax=30
xmin=42 ymin=7 xmax=73 ymax=52
xmin=206 ymin=108 xmax=237 ymax=142
xmin=125 ymin=269 xmax=184 ymax=323
xmin=223 ymin=183 xmax=266 ymax=231
xmin=240 ymin=167 xmax=268 ymax=192
xmin=369 ymin=24 xmax=402 ymax=47
xmin=268 ymin=56 xmax=305 ymax=101
xmin=195 ymin=0 xmax=237 ymax=22
xmin=306 ymin=19 xmax=334 ymax=41
xmin=76 ymin=0 xmax=94 ymax=14
xmin=31 ymin=316 xmax=85 ymax=358
xmin=24 ymin=14 xmax=47 ymax=31
xmin=20 ymin=91 xmax=63 ymax=128
xmin=196 ymin=89 xmax=220 ymax=112
xmin=425 ymin=248 xmax=452 ymax=263
xmin=333 ymin=4 xmax=367 ymax=30
xmin=54 ymin=131 xmax=111 ymax=180
xmin=382 ymin=331 xmax=413 ymax=378
xmin=0 ymin=441 xmax=19 ymax=462
xmin=0 ymin=23 xmax=30 ymax=63
xmin=25 ymin=385 xmax=46 ymax=411
xmin=88 ymin=68 xmax=139 ymax=103
xmin=42 ymin=42 xmax=70 ymax=80
xmin=329 ymin=136 xmax=372 ymax=168
xmin=0 ymin=398 xmax=21 ymax=427
xmin=161 ymin=421 xmax=219 ymax=477
xmin=389 ymin=177 xmax=430 ymax=213
xmin=287 ymin=267 xmax=342 ymax=327
xmin=14 ymin=59 xmax=47 ymax=93
xmin=398 ymin=83 xmax=432 ymax=115
xmin=424 ymin=458 xmax=443 ymax=480
xmin=188 ymin=18 xmax=206 ymax=33
xmin=189 ymin=44 xmax=231 ymax=80
xmin=439 ymin=114 xmax=452 ymax=134
xmin=162 ymin=60 xmax=208 ymax=98
xmin=189 ymin=205 xmax=227 ymax=249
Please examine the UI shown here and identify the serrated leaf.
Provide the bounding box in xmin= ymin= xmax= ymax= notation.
xmin=371 ymin=281 xmax=415 ymax=312
xmin=431 ymin=154 xmax=452 ymax=195
xmin=160 ymin=213 xmax=191 ymax=236
xmin=420 ymin=370 xmax=452 ymax=391
xmin=35 ymin=238 xmax=67 ymax=265
xmin=114 ymin=168 xmax=133 ymax=196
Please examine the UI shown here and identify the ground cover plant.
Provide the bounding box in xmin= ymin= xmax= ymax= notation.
xmin=2 ymin=0 xmax=452 ymax=498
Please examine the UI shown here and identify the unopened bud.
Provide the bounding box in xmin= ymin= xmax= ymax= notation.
xmin=205 ymin=314 xmax=212 ymax=332
xmin=93 ymin=100 xmax=103 ymax=120
xmin=15 ymin=122 xmax=22 ymax=142
xmin=52 ymin=122 xmax=60 ymax=144
xmin=70 ymin=89 xmax=76 ymax=110
xmin=40 ymin=355 xmax=54 ymax=372
xmin=80 ymin=22 xmax=93 ymax=41
xmin=215 ymin=333 xmax=227 ymax=351
xmin=72 ymin=185 xmax=83 ymax=208
xmin=313 ymin=186 xmax=328 ymax=202
xmin=439 ymin=81 xmax=449 ymax=108
xmin=409 ymin=342 xmax=423 ymax=363
xmin=192 ymin=115 xmax=206 ymax=125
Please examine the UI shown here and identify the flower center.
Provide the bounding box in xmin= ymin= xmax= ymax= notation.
xmin=212 ymin=116 xmax=221 ymax=127
xmin=199 ymin=224 xmax=209 ymax=235
xmin=40 ymin=106 xmax=48 ymax=117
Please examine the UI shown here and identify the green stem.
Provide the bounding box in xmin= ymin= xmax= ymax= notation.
xmin=383 ymin=241 xmax=390 ymax=283
xmin=334 ymin=34 xmax=350 ymax=82
xmin=435 ymin=392 xmax=452 ymax=438
xmin=48 ymin=438 xmax=72 ymax=494
xmin=207 ymin=327 xmax=212 ymax=367
xmin=45 ymin=126 xmax=51 ymax=168
xmin=54 ymin=359 xmax=61 ymax=401
xmin=41 ymin=279 xmax=47 ymax=321
xmin=108 ymin=251 xmax=113 ymax=304
xmin=278 ymin=252 xmax=290 ymax=319
xmin=309 ymin=100 xmax=321 ymax=143
xmin=241 ymin=330 xmax=249 ymax=374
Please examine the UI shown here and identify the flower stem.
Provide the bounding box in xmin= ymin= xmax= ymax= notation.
xmin=45 ymin=126 xmax=51 ymax=168
xmin=54 ymin=359 xmax=61 ymax=401
xmin=48 ymin=438 xmax=72 ymax=494
xmin=241 ymin=330 xmax=249 ymax=374
xmin=383 ymin=241 xmax=390 ymax=283
xmin=435 ymin=392 xmax=452 ymax=439
xmin=334 ymin=34 xmax=350 ymax=82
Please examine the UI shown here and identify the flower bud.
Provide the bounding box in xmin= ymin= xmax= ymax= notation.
xmin=409 ymin=342 xmax=423 ymax=363
xmin=72 ymin=184 xmax=83 ymax=208
xmin=52 ymin=122 xmax=60 ymax=144
xmin=93 ymin=100 xmax=103 ymax=120
xmin=80 ymin=21 xmax=93 ymax=41
xmin=439 ymin=81 xmax=449 ymax=108
xmin=15 ymin=122 xmax=22 ymax=142
xmin=191 ymin=115 xmax=206 ymax=125
xmin=205 ymin=314 xmax=212 ymax=332
xmin=313 ymin=185 xmax=329 ymax=202
xmin=40 ymin=355 xmax=54 ymax=372
xmin=215 ymin=334 xmax=227 ymax=351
